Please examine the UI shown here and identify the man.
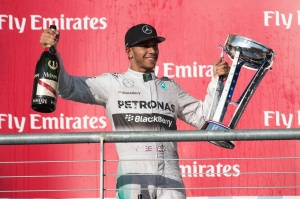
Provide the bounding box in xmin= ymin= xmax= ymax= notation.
xmin=40 ymin=23 xmax=230 ymax=199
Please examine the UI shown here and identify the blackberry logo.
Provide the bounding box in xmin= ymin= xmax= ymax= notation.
xmin=112 ymin=113 xmax=176 ymax=130
xmin=124 ymin=114 xmax=173 ymax=127
xmin=125 ymin=114 xmax=134 ymax=121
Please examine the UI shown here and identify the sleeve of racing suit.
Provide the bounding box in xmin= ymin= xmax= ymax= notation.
xmin=57 ymin=52 xmax=111 ymax=106
xmin=176 ymin=77 xmax=219 ymax=129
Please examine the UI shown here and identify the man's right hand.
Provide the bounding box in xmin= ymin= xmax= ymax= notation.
xmin=40 ymin=28 xmax=60 ymax=48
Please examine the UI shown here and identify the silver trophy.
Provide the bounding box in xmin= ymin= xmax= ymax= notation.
xmin=202 ymin=34 xmax=275 ymax=149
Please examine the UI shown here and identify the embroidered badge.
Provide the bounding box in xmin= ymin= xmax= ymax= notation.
xmin=160 ymin=82 xmax=167 ymax=90
xmin=145 ymin=145 xmax=153 ymax=152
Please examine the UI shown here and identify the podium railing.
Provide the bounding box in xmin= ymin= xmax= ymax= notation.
xmin=0 ymin=129 xmax=300 ymax=198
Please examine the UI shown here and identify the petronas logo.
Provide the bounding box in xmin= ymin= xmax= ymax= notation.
xmin=160 ymin=82 xmax=167 ymax=90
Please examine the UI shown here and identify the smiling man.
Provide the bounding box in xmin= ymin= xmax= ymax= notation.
xmin=125 ymin=24 xmax=165 ymax=73
xmin=40 ymin=23 xmax=230 ymax=199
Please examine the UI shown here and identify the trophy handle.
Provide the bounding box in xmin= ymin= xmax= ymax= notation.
xmin=212 ymin=49 xmax=243 ymax=123
xmin=228 ymin=59 xmax=271 ymax=129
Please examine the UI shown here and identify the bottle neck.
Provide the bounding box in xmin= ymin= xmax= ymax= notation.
xmin=44 ymin=46 xmax=57 ymax=55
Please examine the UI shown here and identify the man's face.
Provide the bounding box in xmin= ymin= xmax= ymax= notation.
xmin=127 ymin=39 xmax=159 ymax=73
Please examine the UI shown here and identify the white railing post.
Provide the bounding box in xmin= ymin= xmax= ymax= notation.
xmin=100 ymin=136 xmax=104 ymax=199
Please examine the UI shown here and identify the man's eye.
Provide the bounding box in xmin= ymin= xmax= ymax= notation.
xmin=142 ymin=44 xmax=151 ymax=48
xmin=143 ymin=44 xmax=158 ymax=48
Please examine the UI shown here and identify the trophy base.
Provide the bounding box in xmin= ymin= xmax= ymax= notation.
xmin=201 ymin=120 xmax=235 ymax=149
xmin=209 ymin=140 xmax=235 ymax=149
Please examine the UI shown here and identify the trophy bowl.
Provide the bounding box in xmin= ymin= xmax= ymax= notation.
xmin=225 ymin=35 xmax=275 ymax=70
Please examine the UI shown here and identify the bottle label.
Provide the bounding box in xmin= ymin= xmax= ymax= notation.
xmin=46 ymin=58 xmax=59 ymax=70
xmin=36 ymin=78 xmax=58 ymax=97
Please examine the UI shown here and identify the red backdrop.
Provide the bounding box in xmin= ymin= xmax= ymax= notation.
xmin=0 ymin=0 xmax=300 ymax=198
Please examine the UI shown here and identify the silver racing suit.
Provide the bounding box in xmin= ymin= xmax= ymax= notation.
xmin=57 ymin=55 xmax=218 ymax=199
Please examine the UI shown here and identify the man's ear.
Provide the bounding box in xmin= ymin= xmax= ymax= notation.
xmin=126 ymin=47 xmax=133 ymax=59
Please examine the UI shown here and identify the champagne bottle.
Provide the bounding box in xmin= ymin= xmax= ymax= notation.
xmin=31 ymin=25 xmax=60 ymax=113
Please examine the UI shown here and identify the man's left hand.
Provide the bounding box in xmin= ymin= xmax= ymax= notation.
xmin=213 ymin=58 xmax=230 ymax=81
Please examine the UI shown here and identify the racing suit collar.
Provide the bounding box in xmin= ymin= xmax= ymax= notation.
xmin=128 ymin=68 xmax=156 ymax=82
